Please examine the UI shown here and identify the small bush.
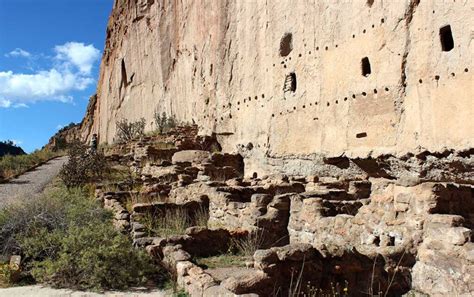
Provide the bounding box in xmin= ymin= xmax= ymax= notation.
xmin=154 ymin=111 xmax=177 ymax=134
xmin=115 ymin=118 xmax=146 ymax=143
xmin=60 ymin=142 xmax=109 ymax=188
xmin=0 ymin=183 xmax=164 ymax=290
xmin=23 ymin=223 xmax=157 ymax=291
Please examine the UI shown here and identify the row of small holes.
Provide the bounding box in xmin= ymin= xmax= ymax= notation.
xmin=214 ymin=65 xmax=470 ymax=121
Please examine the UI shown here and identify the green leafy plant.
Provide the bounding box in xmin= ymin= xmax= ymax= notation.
xmin=0 ymin=183 xmax=166 ymax=290
xmin=59 ymin=142 xmax=109 ymax=188
xmin=115 ymin=118 xmax=146 ymax=143
xmin=154 ymin=111 xmax=177 ymax=134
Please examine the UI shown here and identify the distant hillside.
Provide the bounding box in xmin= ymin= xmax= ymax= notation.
xmin=45 ymin=122 xmax=81 ymax=151
xmin=0 ymin=140 xmax=26 ymax=157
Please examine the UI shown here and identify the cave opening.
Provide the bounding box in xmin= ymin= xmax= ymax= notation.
xmin=439 ymin=25 xmax=454 ymax=52
xmin=361 ymin=57 xmax=371 ymax=77
xmin=279 ymin=33 xmax=293 ymax=57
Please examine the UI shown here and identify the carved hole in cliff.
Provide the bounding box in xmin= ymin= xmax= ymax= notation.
xmin=279 ymin=33 xmax=293 ymax=57
xmin=367 ymin=0 xmax=374 ymax=7
xmin=439 ymin=25 xmax=454 ymax=51
xmin=451 ymin=72 xmax=455 ymax=77
xmin=464 ymin=68 xmax=469 ymax=72
xmin=388 ymin=236 xmax=396 ymax=246
xmin=435 ymin=75 xmax=440 ymax=80
xmin=284 ymin=72 xmax=297 ymax=93
xmin=381 ymin=18 xmax=385 ymax=23
xmin=374 ymin=89 xmax=378 ymax=94
xmin=356 ymin=132 xmax=367 ymax=138
xmin=361 ymin=57 xmax=371 ymax=77
xmin=373 ymin=236 xmax=380 ymax=246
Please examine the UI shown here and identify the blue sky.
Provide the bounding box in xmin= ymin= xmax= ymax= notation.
xmin=0 ymin=0 xmax=113 ymax=152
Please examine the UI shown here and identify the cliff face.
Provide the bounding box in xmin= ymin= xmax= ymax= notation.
xmin=46 ymin=123 xmax=81 ymax=151
xmin=86 ymin=0 xmax=473 ymax=176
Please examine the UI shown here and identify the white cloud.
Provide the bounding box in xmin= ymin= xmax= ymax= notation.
xmin=0 ymin=42 xmax=100 ymax=108
xmin=0 ymin=99 xmax=12 ymax=108
xmin=55 ymin=42 xmax=100 ymax=75
xmin=5 ymin=48 xmax=31 ymax=58
xmin=11 ymin=139 xmax=23 ymax=146
xmin=56 ymin=124 xmax=64 ymax=130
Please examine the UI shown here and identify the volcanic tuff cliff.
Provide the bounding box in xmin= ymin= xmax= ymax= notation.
xmin=82 ymin=0 xmax=473 ymax=177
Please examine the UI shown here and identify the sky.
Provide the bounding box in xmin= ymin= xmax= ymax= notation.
xmin=0 ymin=0 xmax=113 ymax=153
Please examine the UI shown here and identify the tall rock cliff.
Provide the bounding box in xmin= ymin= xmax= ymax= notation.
xmin=84 ymin=0 xmax=473 ymax=177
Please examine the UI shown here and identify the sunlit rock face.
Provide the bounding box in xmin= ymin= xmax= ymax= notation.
xmin=83 ymin=0 xmax=473 ymax=178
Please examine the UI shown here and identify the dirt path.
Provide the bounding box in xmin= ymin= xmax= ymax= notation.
xmin=0 ymin=285 xmax=169 ymax=296
xmin=0 ymin=157 xmax=68 ymax=208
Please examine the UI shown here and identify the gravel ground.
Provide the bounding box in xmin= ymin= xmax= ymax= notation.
xmin=0 ymin=156 xmax=68 ymax=209
xmin=0 ymin=285 xmax=170 ymax=296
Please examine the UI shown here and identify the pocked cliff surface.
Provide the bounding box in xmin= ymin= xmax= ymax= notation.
xmin=83 ymin=0 xmax=473 ymax=177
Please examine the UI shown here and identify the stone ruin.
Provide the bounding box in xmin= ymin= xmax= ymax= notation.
xmin=76 ymin=1 xmax=473 ymax=295
xmin=94 ymin=125 xmax=473 ymax=296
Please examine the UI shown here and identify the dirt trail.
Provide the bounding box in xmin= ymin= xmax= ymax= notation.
xmin=0 ymin=285 xmax=169 ymax=296
xmin=0 ymin=157 xmax=68 ymax=209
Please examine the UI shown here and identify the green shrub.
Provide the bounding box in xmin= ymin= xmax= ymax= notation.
xmin=115 ymin=118 xmax=146 ymax=143
xmin=22 ymin=223 xmax=158 ymax=291
xmin=154 ymin=111 xmax=177 ymax=134
xmin=0 ymin=183 xmax=165 ymax=290
xmin=60 ymin=142 xmax=109 ymax=188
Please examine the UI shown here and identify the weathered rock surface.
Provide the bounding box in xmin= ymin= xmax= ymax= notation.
xmin=84 ymin=0 xmax=472 ymax=179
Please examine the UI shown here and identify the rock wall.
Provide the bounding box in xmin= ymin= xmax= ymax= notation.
xmin=85 ymin=0 xmax=473 ymax=177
